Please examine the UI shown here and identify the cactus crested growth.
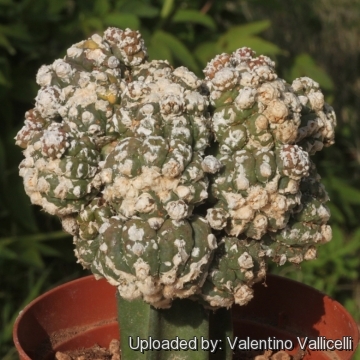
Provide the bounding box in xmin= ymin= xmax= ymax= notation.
xmin=16 ymin=27 xmax=335 ymax=359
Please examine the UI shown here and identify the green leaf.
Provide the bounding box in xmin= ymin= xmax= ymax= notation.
xmin=0 ymin=238 xmax=14 ymax=248
xmin=10 ymin=75 xmax=37 ymax=102
xmin=2 ymin=268 xmax=52 ymax=342
xmin=103 ymin=12 xmax=140 ymax=30
xmin=0 ymin=231 xmax=67 ymax=263
xmin=326 ymin=203 xmax=345 ymax=224
xmin=148 ymin=39 xmax=172 ymax=64
xmin=224 ymin=21 xmax=272 ymax=37
xmin=0 ymin=138 xmax=6 ymax=189
xmin=0 ymin=69 xmax=9 ymax=87
xmin=81 ymin=16 xmax=103 ymax=34
xmin=343 ymin=229 xmax=360 ymax=253
xmin=47 ymin=0 xmax=68 ymax=16
xmin=287 ymin=53 xmax=334 ymax=90
xmin=330 ymin=178 xmax=360 ymax=205
xmin=160 ymin=0 xmax=174 ymax=19
xmin=218 ymin=35 xmax=283 ymax=56
xmin=0 ymin=139 xmax=37 ymax=232
xmin=2 ymin=171 xmax=38 ymax=233
xmin=1 ymin=347 xmax=18 ymax=360
xmin=115 ymin=2 xmax=159 ymax=18
xmin=330 ymin=225 xmax=342 ymax=247
xmin=29 ymin=241 xmax=61 ymax=257
xmin=93 ymin=0 xmax=110 ymax=16
xmin=194 ymin=42 xmax=221 ymax=67
xmin=0 ymin=247 xmax=17 ymax=260
xmin=216 ymin=21 xmax=284 ymax=56
xmin=0 ymin=24 xmax=31 ymax=41
xmin=152 ymin=30 xmax=200 ymax=73
xmin=172 ymin=10 xmax=216 ymax=30
xmin=133 ymin=6 xmax=159 ymax=18
xmin=0 ymin=231 xmax=70 ymax=243
xmin=18 ymin=247 xmax=44 ymax=268
xmin=0 ymin=33 xmax=14 ymax=54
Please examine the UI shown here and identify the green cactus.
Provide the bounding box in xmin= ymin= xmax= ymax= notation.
xmin=201 ymin=49 xmax=334 ymax=307
xmin=16 ymin=29 xmax=336 ymax=359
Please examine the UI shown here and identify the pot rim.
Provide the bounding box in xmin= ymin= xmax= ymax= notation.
xmin=13 ymin=275 xmax=95 ymax=360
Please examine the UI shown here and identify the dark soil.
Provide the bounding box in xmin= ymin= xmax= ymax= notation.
xmin=54 ymin=341 xmax=305 ymax=360
xmin=50 ymin=319 xmax=117 ymax=348
xmin=55 ymin=340 xmax=120 ymax=360
xmin=233 ymin=348 xmax=306 ymax=360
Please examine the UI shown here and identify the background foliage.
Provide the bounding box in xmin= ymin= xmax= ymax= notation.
xmin=1 ymin=0 xmax=360 ymax=358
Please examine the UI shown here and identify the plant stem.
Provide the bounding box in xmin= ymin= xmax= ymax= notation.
xmin=209 ymin=308 xmax=233 ymax=360
xmin=117 ymin=294 xmax=233 ymax=360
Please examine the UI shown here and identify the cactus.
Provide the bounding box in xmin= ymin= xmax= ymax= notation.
xmin=16 ymin=28 xmax=335 ymax=359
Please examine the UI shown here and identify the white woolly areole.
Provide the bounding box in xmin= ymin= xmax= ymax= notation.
xmin=233 ymin=205 xmax=254 ymax=221
xmin=211 ymin=68 xmax=238 ymax=91
xmin=165 ymin=201 xmax=189 ymax=220
xmin=60 ymin=82 xmax=98 ymax=119
xmin=291 ymin=77 xmax=319 ymax=93
xmin=52 ymin=59 xmax=73 ymax=82
xmin=174 ymin=186 xmax=191 ymax=200
xmin=61 ymin=216 xmax=78 ymax=235
xmin=185 ymin=91 xmax=207 ymax=113
xmin=255 ymin=114 xmax=269 ymax=131
xmin=246 ymin=186 xmax=268 ymax=210
xmin=86 ymin=49 xmax=107 ymax=67
xmin=234 ymin=285 xmax=254 ymax=306
xmin=36 ymin=65 xmax=52 ymax=87
xmin=206 ymin=208 xmax=227 ymax=230
xmin=234 ymin=87 xmax=256 ymax=110
xmin=235 ymin=164 xmax=250 ymax=191
xmin=223 ymin=192 xmax=246 ymax=210
xmin=147 ymin=217 xmax=164 ymax=230
xmin=279 ymin=145 xmax=310 ymax=180
xmin=321 ymin=225 xmax=332 ymax=243
xmin=128 ymin=224 xmax=145 ymax=241
xmin=307 ymin=90 xmax=325 ymax=111
xmin=41 ymin=123 xmax=68 ymax=156
xmin=263 ymin=99 xmax=288 ymax=124
xmin=173 ymin=66 xmax=201 ymax=89
xmin=257 ymin=82 xmax=280 ymax=105
xmin=35 ymin=86 xmax=62 ymax=118
xmin=207 ymin=234 xmax=218 ymax=250
xmin=67 ymin=46 xmax=83 ymax=58
xmin=201 ymin=156 xmax=222 ymax=174
xmin=238 ymin=252 xmax=254 ymax=269
xmin=304 ymin=247 xmax=317 ymax=260
xmin=135 ymin=193 xmax=156 ymax=213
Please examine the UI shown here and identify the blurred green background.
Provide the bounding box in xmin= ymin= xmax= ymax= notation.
xmin=1 ymin=0 xmax=360 ymax=358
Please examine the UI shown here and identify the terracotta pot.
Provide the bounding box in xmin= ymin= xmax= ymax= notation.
xmin=13 ymin=274 xmax=359 ymax=360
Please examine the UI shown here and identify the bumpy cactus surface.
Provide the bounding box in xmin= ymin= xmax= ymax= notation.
xmin=17 ymin=26 xmax=336 ymax=360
